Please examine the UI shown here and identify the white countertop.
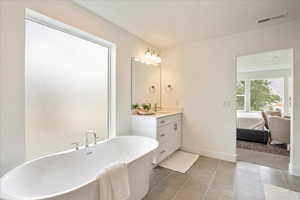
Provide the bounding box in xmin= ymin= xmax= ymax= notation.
xmin=132 ymin=111 xmax=182 ymax=119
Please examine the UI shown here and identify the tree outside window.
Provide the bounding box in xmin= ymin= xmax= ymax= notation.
xmin=236 ymin=79 xmax=282 ymax=112
xmin=250 ymin=80 xmax=281 ymax=111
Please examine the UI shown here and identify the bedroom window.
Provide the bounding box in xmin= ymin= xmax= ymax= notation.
xmin=236 ymin=80 xmax=246 ymax=111
xmin=250 ymin=79 xmax=283 ymax=112
xmin=236 ymin=79 xmax=284 ymax=112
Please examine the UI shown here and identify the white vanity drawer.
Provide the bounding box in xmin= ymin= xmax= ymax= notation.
xmin=157 ymin=121 xmax=180 ymax=144
xmin=157 ymin=124 xmax=172 ymax=144
xmin=157 ymin=114 xmax=181 ymax=127
xmin=154 ymin=142 xmax=172 ymax=164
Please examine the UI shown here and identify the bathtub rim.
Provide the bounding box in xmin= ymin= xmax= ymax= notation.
xmin=0 ymin=136 xmax=158 ymax=200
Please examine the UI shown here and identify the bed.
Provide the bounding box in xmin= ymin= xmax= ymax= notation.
xmin=237 ymin=111 xmax=265 ymax=131
xmin=236 ymin=111 xmax=268 ymax=144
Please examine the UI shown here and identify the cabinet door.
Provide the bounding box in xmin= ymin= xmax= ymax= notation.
xmin=166 ymin=121 xmax=181 ymax=154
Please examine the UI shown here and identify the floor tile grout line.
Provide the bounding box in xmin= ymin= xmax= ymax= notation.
xmin=147 ymin=169 xmax=174 ymax=195
xmin=170 ymin=157 xmax=218 ymax=200
xmin=169 ymin=159 xmax=204 ymax=200
xmin=202 ymin=159 xmax=221 ymax=200
xmin=170 ymin=173 xmax=192 ymax=200
xmin=279 ymin=170 xmax=289 ymax=187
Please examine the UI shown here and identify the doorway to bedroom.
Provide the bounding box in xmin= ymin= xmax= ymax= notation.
xmin=236 ymin=49 xmax=293 ymax=170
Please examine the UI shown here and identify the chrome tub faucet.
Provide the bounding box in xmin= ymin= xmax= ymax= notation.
xmin=85 ymin=130 xmax=98 ymax=147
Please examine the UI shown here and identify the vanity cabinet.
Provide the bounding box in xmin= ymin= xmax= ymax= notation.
xmin=132 ymin=113 xmax=182 ymax=164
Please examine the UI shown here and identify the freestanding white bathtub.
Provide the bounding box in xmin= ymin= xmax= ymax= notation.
xmin=0 ymin=136 xmax=158 ymax=200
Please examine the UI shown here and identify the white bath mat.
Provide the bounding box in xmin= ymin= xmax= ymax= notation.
xmin=159 ymin=150 xmax=199 ymax=173
xmin=264 ymin=184 xmax=300 ymax=200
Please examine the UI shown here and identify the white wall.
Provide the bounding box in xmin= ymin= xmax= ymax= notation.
xmin=0 ymin=0 xmax=154 ymax=175
xmin=162 ymin=20 xmax=300 ymax=174
xmin=237 ymin=69 xmax=291 ymax=80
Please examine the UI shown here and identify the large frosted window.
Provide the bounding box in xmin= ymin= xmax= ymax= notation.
xmin=25 ymin=20 xmax=109 ymax=160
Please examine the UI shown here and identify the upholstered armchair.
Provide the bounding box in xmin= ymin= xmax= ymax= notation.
xmin=268 ymin=116 xmax=290 ymax=146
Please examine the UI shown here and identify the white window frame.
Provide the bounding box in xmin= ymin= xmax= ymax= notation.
xmin=236 ymin=80 xmax=246 ymax=111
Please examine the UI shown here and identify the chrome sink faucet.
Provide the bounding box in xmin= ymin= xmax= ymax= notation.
xmin=154 ymin=103 xmax=161 ymax=112
xmin=85 ymin=130 xmax=98 ymax=147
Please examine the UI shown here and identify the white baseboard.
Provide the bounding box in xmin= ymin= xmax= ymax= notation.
xmin=180 ymin=147 xmax=237 ymax=162
xmin=289 ymin=163 xmax=300 ymax=177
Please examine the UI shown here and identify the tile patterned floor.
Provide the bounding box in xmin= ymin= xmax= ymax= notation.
xmin=237 ymin=148 xmax=289 ymax=170
xmin=143 ymin=156 xmax=300 ymax=200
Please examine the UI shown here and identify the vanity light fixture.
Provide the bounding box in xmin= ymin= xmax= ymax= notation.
xmin=151 ymin=51 xmax=157 ymax=61
xmin=133 ymin=49 xmax=161 ymax=65
xmin=156 ymin=55 xmax=162 ymax=63
xmin=143 ymin=49 xmax=162 ymax=65
xmin=145 ymin=49 xmax=152 ymax=59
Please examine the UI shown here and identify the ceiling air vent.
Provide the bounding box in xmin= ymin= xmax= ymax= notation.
xmin=257 ymin=13 xmax=287 ymax=24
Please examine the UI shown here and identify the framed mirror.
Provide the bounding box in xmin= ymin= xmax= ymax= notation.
xmin=131 ymin=57 xmax=161 ymax=109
